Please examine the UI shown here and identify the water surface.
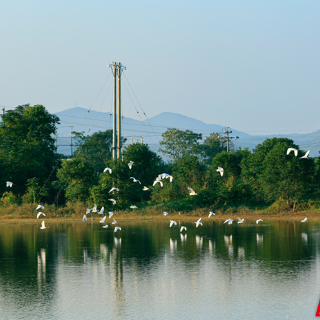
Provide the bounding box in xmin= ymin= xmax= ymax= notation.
xmin=0 ymin=219 xmax=320 ymax=319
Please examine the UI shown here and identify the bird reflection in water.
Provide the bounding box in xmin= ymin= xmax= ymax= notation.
xmin=301 ymin=232 xmax=308 ymax=244
xmin=37 ymin=248 xmax=46 ymax=289
xmin=180 ymin=233 xmax=187 ymax=244
xmin=196 ymin=235 xmax=203 ymax=250
xmin=170 ymin=238 xmax=177 ymax=253
xmin=256 ymin=234 xmax=263 ymax=246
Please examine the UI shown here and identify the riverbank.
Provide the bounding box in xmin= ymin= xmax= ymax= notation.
xmin=0 ymin=202 xmax=319 ymax=222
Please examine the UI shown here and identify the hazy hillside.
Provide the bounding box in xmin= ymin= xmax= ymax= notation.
xmin=55 ymin=108 xmax=320 ymax=157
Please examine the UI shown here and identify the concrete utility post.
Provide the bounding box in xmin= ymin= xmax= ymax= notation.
xmin=109 ymin=62 xmax=126 ymax=159
xmin=222 ymin=127 xmax=239 ymax=152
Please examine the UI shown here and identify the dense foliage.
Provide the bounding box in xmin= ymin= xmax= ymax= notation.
xmin=1 ymin=105 xmax=319 ymax=213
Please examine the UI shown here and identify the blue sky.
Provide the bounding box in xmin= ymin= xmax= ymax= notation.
xmin=1 ymin=0 xmax=320 ymax=134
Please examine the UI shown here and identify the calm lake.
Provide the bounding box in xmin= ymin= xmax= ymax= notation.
xmin=0 ymin=219 xmax=320 ymax=319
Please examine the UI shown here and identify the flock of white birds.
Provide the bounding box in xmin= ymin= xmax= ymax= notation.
xmin=7 ymin=146 xmax=312 ymax=231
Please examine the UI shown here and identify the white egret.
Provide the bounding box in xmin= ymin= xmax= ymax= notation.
xmin=130 ymin=177 xmax=141 ymax=184
xmin=40 ymin=220 xmax=48 ymax=229
xmin=153 ymin=179 xmax=163 ymax=187
xmin=130 ymin=205 xmax=138 ymax=209
xmin=194 ymin=218 xmax=202 ymax=227
xmin=109 ymin=187 xmax=119 ymax=193
xmin=237 ymin=217 xmax=244 ymax=224
xmin=112 ymin=218 xmax=117 ymax=225
xmin=300 ymin=150 xmax=310 ymax=159
xmin=37 ymin=212 xmax=45 ymax=219
xmin=216 ymin=167 xmax=224 ymax=176
xmin=301 ymin=217 xmax=307 ymax=222
xmin=86 ymin=208 xmax=92 ymax=214
xmin=82 ymin=215 xmax=87 ymax=222
xmin=98 ymin=207 xmax=104 ymax=214
xmin=287 ymin=148 xmax=298 ymax=157
xmin=180 ymin=226 xmax=187 ymax=232
xmin=143 ymin=186 xmax=150 ymax=191
xmin=100 ymin=216 xmax=107 ymax=223
xmin=163 ymin=212 xmax=168 ymax=216
xmin=114 ymin=226 xmax=121 ymax=232
xmin=102 ymin=225 xmax=109 ymax=228
xmin=188 ymin=187 xmax=197 ymax=196
xmin=169 ymin=220 xmax=177 ymax=227
xmin=208 ymin=212 xmax=215 ymax=218
xmin=128 ymin=161 xmax=134 ymax=169
xmin=224 ymin=219 xmax=234 ymax=225
xmin=36 ymin=205 xmax=44 ymax=210
xmin=103 ymin=167 xmax=112 ymax=174
xmin=6 ymin=181 xmax=13 ymax=187
xmin=108 ymin=199 xmax=116 ymax=205
xmin=91 ymin=204 xmax=97 ymax=213
xmin=256 ymin=219 xmax=263 ymax=224
xmin=109 ymin=211 xmax=114 ymax=218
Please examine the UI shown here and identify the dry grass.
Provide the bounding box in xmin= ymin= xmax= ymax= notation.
xmin=1 ymin=202 xmax=320 ymax=223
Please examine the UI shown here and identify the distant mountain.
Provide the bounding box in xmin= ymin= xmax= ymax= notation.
xmin=55 ymin=108 xmax=320 ymax=157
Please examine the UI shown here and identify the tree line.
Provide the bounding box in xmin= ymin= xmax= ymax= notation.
xmin=1 ymin=104 xmax=319 ymax=212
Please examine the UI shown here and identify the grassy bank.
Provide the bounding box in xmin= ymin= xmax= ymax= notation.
xmin=1 ymin=201 xmax=320 ymax=222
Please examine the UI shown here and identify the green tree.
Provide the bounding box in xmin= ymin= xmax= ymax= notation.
xmin=73 ymin=130 xmax=124 ymax=173
xmin=201 ymin=132 xmax=227 ymax=165
xmin=56 ymin=158 xmax=95 ymax=203
xmin=0 ymin=104 xmax=60 ymax=197
xmin=159 ymin=128 xmax=203 ymax=161
xmin=22 ymin=178 xmax=49 ymax=204
xmin=91 ymin=143 xmax=166 ymax=208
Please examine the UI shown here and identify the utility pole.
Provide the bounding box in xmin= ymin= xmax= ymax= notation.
xmin=222 ymin=127 xmax=239 ymax=152
xmin=70 ymin=126 xmax=73 ymax=156
xmin=109 ymin=61 xmax=126 ymax=159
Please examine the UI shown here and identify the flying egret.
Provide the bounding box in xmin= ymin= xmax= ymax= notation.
xmin=108 ymin=199 xmax=116 ymax=205
xmin=102 ymin=225 xmax=109 ymax=228
xmin=256 ymin=219 xmax=263 ymax=224
xmin=208 ymin=212 xmax=215 ymax=218
xmin=130 ymin=177 xmax=141 ymax=184
xmin=130 ymin=205 xmax=138 ymax=209
xmin=153 ymin=179 xmax=163 ymax=187
xmin=216 ymin=167 xmax=224 ymax=176
xmin=109 ymin=211 xmax=114 ymax=218
xmin=112 ymin=218 xmax=117 ymax=225
xmin=37 ymin=212 xmax=45 ymax=219
xmin=6 ymin=181 xmax=13 ymax=187
xmin=86 ymin=208 xmax=92 ymax=214
xmin=188 ymin=187 xmax=197 ymax=196
xmin=128 ymin=161 xmax=134 ymax=169
xmin=169 ymin=220 xmax=177 ymax=227
xmin=114 ymin=226 xmax=121 ymax=232
xmin=98 ymin=207 xmax=104 ymax=214
xmin=163 ymin=212 xmax=168 ymax=216
xmin=103 ymin=167 xmax=112 ymax=174
xmin=100 ymin=216 xmax=107 ymax=223
xmin=164 ymin=175 xmax=173 ymax=182
xmin=287 ymin=148 xmax=298 ymax=157
xmin=143 ymin=186 xmax=150 ymax=191
xmin=300 ymin=150 xmax=310 ymax=159
xmin=301 ymin=217 xmax=307 ymax=222
xmin=40 ymin=220 xmax=48 ymax=229
xmin=224 ymin=219 xmax=234 ymax=225
xmin=109 ymin=187 xmax=119 ymax=193
xmin=82 ymin=215 xmax=87 ymax=222
xmin=180 ymin=226 xmax=187 ymax=232
xmin=36 ymin=205 xmax=44 ymax=210
xmin=91 ymin=204 xmax=98 ymax=213
xmin=237 ymin=217 xmax=244 ymax=224
xmin=194 ymin=218 xmax=202 ymax=227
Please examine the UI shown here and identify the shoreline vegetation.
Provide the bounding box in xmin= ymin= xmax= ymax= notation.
xmin=1 ymin=105 xmax=320 ymax=221
xmin=1 ymin=202 xmax=320 ymax=222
